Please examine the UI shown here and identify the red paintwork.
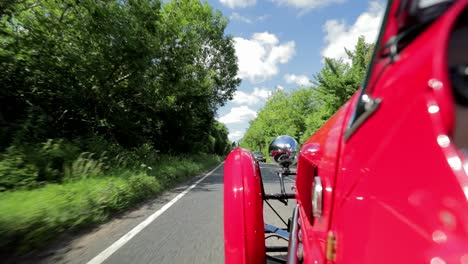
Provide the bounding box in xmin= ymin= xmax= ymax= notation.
xmin=224 ymin=1 xmax=468 ymax=263
xmin=296 ymin=94 xmax=358 ymax=262
xmin=297 ymin=1 xmax=468 ymax=263
xmin=224 ymin=148 xmax=265 ymax=264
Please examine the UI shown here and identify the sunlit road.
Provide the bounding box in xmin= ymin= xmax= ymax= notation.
xmin=14 ymin=162 xmax=295 ymax=264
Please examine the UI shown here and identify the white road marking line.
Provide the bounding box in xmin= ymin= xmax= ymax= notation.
xmin=87 ymin=162 xmax=224 ymax=264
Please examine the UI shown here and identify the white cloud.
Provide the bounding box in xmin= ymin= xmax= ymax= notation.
xmin=230 ymin=13 xmax=269 ymax=24
xmin=220 ymin=0 xmax=256 ymax=8
xmin=228 ymin=130 xmax=245 ymax=141
xmin=254 ymin=32 xmax=279 ymax=46
xmin=234 ymin=32 xmax=296 ymax=83
xmin=322 ymin=1 xmax=384 ymax=61
xmin=232 ymin=87 xmax=273 ymax=105
xmin=284 ymin=74 xmax=311 ymax=86
xmin=230 ymin=13 xmax=253 ymax=23
xmin=218 ymin=106 xmax=257 ymax=124
xmin=273 ymin=0 xmax=346 ymax=10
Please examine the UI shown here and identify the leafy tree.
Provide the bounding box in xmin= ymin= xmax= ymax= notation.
xmin=210 ymin=121 xmax=231 ymax=155
xmin=242 ymin=36 xmax=374 ymax=151
xmin=0 ymin=0 xmax=237 ymax=154
xmin=301 ymin=36 xmax=373 ymax=141
xmin=0 ymin=0 xmax=18 ymax=17
xmin=241 ymin=88 xmax=316 ymax=156
xmin=154 ymin=0 xmax=239 ymax=152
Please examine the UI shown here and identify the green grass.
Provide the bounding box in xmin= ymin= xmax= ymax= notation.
xmin=0 ymin=154 xmax=221 ymax=255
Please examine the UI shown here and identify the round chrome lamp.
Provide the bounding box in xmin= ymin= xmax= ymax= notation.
xmin=268 ymin=135 xmax=298 ymax=169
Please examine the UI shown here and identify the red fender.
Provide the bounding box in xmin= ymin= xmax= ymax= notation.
xmin=224 ymin=148 xmax=265 ymax=264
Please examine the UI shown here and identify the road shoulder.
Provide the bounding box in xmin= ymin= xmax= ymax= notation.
xmin=10 ymin=163 xmax=224 ymax=264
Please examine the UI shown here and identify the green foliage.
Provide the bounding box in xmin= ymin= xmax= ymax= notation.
xmin=0 ymin=139 xmax=81 ymax=190
xmin=242 ymin=36 xmax=374 ymax=151
xmin=0 ymin=0 xmax=233 ymax=189
xmin=241 ymin=88 xmax=316 ymax=157
xmin=0 ymin=154 xmax=220 ymax=254
xmin=126 ymin=174 xmax=162 ymax=203
xmin=0 ymin=0 xmax=235 ymax=153
xmin=210 ymin=121 xmax=231 ymax=155
xmin=301 ymin=37 xmax=373 ymax=141
xmin=63 ymin=152 xmax=106 ymax=181
xmin=0 ymin=0 xmax=17 ymax=17
xmin=0 ymin=147 xmax=37 ymax=191
xmin=0 ymin=0 xmax=230 ymax=256
xmin=314 ymin=37 xmax=372 ymax=111
xmin=30 ymin=139 xmax=81 ymax=182
xmin=0 ymin=136 xmax=223 ymax=191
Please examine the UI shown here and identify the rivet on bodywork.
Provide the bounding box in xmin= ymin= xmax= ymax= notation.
xmin=428 ymin=79 xmax=443 ymax=89
xmin=437 ymin=135 xmax=450 ymax=147
xmin=431 ymin=257 xmax=446 ymax=264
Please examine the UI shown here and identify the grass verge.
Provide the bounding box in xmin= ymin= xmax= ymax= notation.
xmin=0 ymin=154 xmax=221 ymax=255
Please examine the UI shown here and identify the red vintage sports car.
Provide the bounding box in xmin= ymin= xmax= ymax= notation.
xmin=224 ymin=0 xmax=468 ymax=263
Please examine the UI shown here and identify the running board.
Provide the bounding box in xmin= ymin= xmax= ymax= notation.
xmin=264 ymin=193 xmax=295 ymax=200
xmin=265 ymin=224 xmax=290 ymax=240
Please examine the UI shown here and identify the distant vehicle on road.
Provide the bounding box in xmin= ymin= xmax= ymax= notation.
xmin=252 ymin=151 xmax=266 ymax=163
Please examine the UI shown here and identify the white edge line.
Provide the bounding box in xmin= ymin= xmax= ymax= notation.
xmin=87 ymin=162 xmax=224 ymax=264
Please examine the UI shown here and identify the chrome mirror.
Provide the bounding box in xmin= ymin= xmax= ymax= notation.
xmin=268 ymin=135 xmax=298 ymax=169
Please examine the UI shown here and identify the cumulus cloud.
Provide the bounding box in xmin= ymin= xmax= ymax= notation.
xmin=234 ymin=32 xmax=296 ymax=83
xmin=284 ymin=74 xmax=311 ymax=86
xmin=218 ymin=106 xmax=257 ymax=124
xmin=230 ymin=13 xmax=269 ymax=24
xmin=273 ymin=0 xmax=346 ymax=10
xmin=228 ymin=130 xmax=245 ymax=141
xmin=322 ymin=1 xmax=384 ymax=61
xmin=220 ymin=0 xmax=256 ymax=8
xmin=232 ymin=87 xmax=273 ymax=105
xmin=230 ymin=13 xmax=252 ymax=23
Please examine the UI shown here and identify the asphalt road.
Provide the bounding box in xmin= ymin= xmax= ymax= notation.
xmin=16 ymin=162 xmax=296 ymax=264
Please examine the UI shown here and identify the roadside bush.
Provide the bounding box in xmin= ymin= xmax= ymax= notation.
xmin=29 ymin=139 xmax=81 ymax=182
xmin=126 ymin=173 xmax=162 ymax=202
xmin=0 ymin=137 xmax=222 ymax=192
xmin=0 ymin=147 xmax=38 ymax=191
xmin=63 ymin=152 xmax=107 ymax=181
xmin=0 ymin=155 xmax=220 ymax=255
xmin=0 ymin=139 xmax=82 ymax=190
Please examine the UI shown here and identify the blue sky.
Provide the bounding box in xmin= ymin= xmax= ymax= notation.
xmin=211 ymin=0 xmax=385 ymax=142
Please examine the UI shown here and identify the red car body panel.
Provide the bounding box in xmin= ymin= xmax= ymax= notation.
xmin=296 ymin=94 xmax=358 ymax=262
xmin=296 ymin=1 xmax=468 ymax=263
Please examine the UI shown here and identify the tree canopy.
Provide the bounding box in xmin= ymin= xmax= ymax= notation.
xmin=241 ymin=37 xmax=374 ymax=153
xmin=0 ymin=0 xmax=238 ymax=154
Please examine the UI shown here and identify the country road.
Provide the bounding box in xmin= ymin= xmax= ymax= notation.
xmin=14 ymin=162 xmax=296 ymax=264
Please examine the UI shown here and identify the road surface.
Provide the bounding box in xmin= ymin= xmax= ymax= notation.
xmin=14 ymin=162 xmax=296 ymax=264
